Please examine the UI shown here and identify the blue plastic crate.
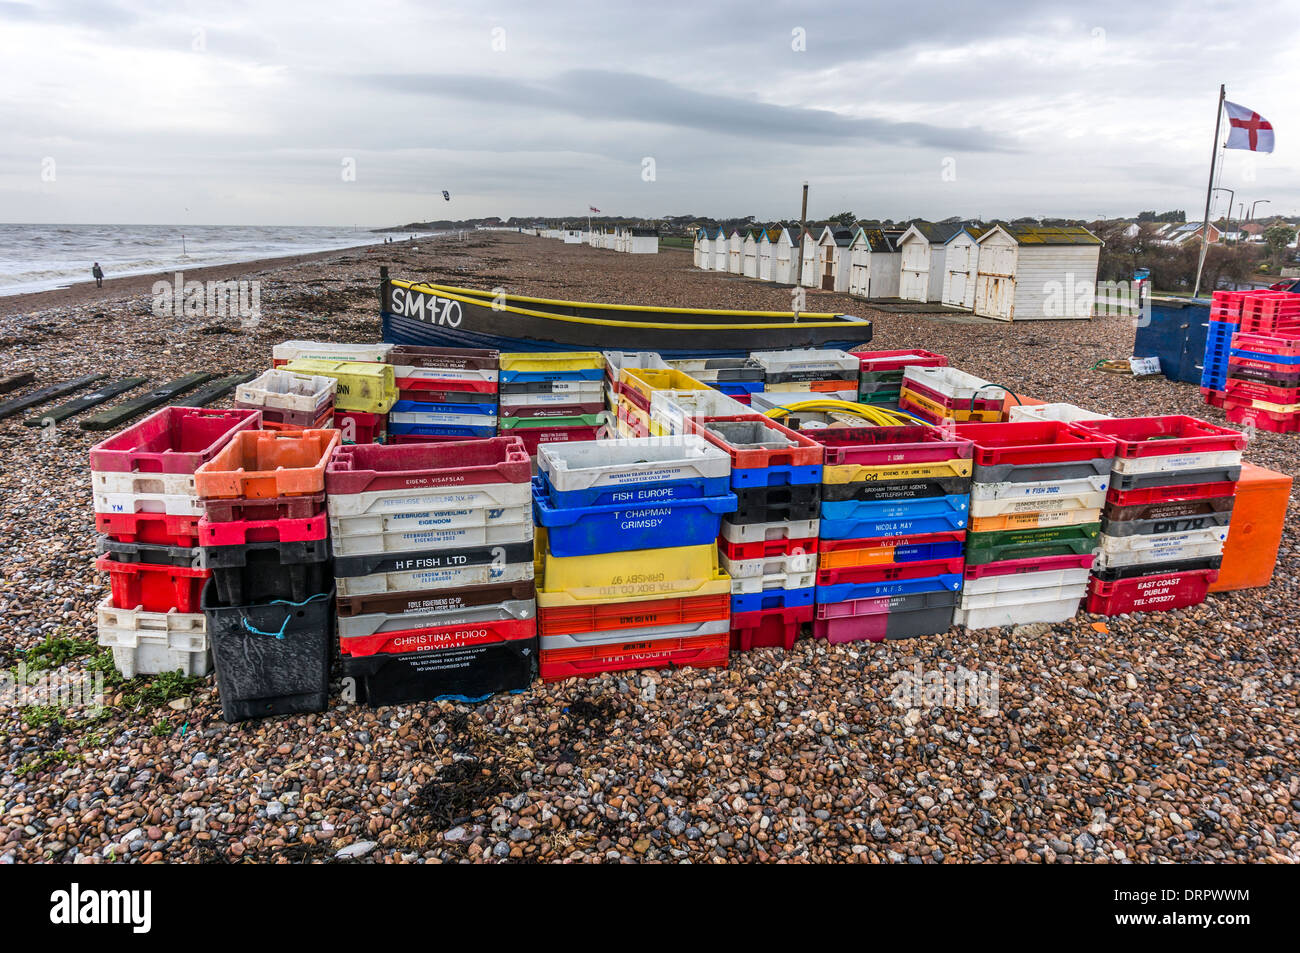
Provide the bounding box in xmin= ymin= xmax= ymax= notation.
xmin=388 ymin=420 xmax=498 ymax=438
xmin=500 ymin=368 xmax=605 ymax=384
xmin=819 ymin=492 xmax=969 ymax=525
xmin=713 ymin=380 xmax=765 ymax=396
xmin=816 ymin=573 xmax=963 ymax=605
xmin=731 ymin=462 xmax=823 ymax=489
xmin=819 ymin=507 xmax=968 ymax=539
xmin=731 ymin=586 xmax=815 ymax=614
xmin=1230 ymin=347 xmax=1300 ymax=366
xmin=532 ymin=480 xmax=737 ymax=557
xmin=391 ymin=398 xmax=498 ymax=416
xmin=537 ymin=469 xmax=729 ymax=509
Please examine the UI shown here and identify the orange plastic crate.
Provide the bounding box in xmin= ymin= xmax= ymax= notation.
xmin=1208 ymin=463 xmax=1292 ymax=592
xmin=194 ymin=429 xmax=341 ymax=500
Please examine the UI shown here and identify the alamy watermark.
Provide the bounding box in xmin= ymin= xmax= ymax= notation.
xmin=888 ymin=662 xmax=999 ymax=715
xmin=0 ymin=662 xmax=105 ymax=717
xmin=1044 ymin=275 xmax=1151 ymax=325
xmin=152 ymin=270 xmax=261 ymax=326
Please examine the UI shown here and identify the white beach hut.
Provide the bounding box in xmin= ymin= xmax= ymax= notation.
xmin=799 ymin=227 xmax=820 ymax=288
xmin=693 ymin=228 xmax=708 ymax=269
xmin=897 ymin=222 xmax=964 ymax=303
xmin=727 ymin=229 xmax=743 ymax=274
xmin=847 ymin=226 xmax=902 ymax=299
xmin=816 ymin=226 xmax=854 ymax=292
xmin=771 ymin=227 xmax=797 ymax=284
xmin=742 ymin=228 xmax=759 ymax=278
xmin=757 ymin=228 xmax=777 ymax=281
xmin=563 ymin=229 xmax=583 ymax=244
xmin=973 ymin=224 xmax=1102 ymax=321
xmin=628 ymin=228 xmax=659 ymax=254
xmin=711 ymin=227 xmax=728 ymax=271
xmin=940 ymin=224 xmax=986 ymax=310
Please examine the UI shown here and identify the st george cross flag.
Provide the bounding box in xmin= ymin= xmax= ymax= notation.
xmin=589 ymin=206 xmax=601 ymax=214
xmin=1224 ymin=101 xmax=1274 ymax=153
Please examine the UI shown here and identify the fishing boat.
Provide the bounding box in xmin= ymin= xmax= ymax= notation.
xmin=380 ymin=277 xmax=871 ymax=358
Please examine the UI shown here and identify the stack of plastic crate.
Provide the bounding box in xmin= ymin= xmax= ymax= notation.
xmin=604 ymin=351 xmax=669 ymax=414
xmin=278 ymin=357 xmax=397 ymax=445
xmin=271 ymin=340 xmax=393 ymax=368
xmin=853 ymin=348 xmax=948 ymax=407
xmin=498 ymin=353 xmax=608 ymax=454
xmin=387 ymin=345 xmax=500 ymax=444
xmin=648 ymin=389 xmax=749 ymax=437
xmin=326 ymin=437 xmax=537 ymax=704
xmin=1008 ymin=404 xmax=1111 ymax=424
xmin=234 ymin=369 xmax=335 ymax=432
xmin=616 ymin=367 xmax=710 ymax=438
xmin=91 ymin=407 xmax=261 ymax=678
xmin=900 ymin=366 xmax=1006 ymax=425
xmin=534 ymin=437 xmax=736 ymax=679
xmin=194 ymin=427 xmax=340 ymax=722
xmin=951 ymin=421 xmax=1117 ymax=629
xmin=1070 ymin=416 xmax=1245 ymax=615
xmin=1223 ymin=295 xmax=1300 ymax=433
xmin=1200 ymin=290 xmax=1245 ymax=407
xmin=688 ymin=415 xmax=824 ymax=651
xmin=751 ymin=348 xmax=859 ymax=402
xmin=667 ymin=357 xmax=767 ymax=405
xmin=806 ymin=423 xmax=972 ymax=643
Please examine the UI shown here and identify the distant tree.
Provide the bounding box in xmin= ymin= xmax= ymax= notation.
xmin=830 ymin=211 xmax=856 ymax=226
xmin=1264 ymin=222 xmax=1293 ymax=257
xmin=1155 ymin=210 xmax=1185 ymax=222
xmin=1137 ymin=210 xmax=1157 ymax=222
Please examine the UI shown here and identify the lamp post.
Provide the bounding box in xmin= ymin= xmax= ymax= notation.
xmin=1250 ymin=199 xmax=1270 ymax=223
xmin=1211 ymin=187 xmax=1234 ymax=243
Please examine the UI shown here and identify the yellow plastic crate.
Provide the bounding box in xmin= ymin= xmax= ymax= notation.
xmin=279 ymin=359 xmax=397 ymax=413
xmin=619 ymin=368 xmax=709 ymax=407
xmin=823 ymin=457 xmax=973 ymax=484
xmin=538 ymin=544 xmax=730 ymax=606
xmin=968 ymin=508 xmax=1102 ymax=534
xmin=499 ymin=352 xmax=604 ymax=373
xmin=899 ymin=387 xmax=1003 ymax=423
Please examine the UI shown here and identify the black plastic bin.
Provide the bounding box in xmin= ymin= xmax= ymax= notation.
xmin=201 ymin=538 xmax=331 ymax=604
xmin=821 ymin=474 xmax=970 ymax=504
xmin=202 ymin=580 xmax=334 ymax=723
xmin=729 ymin=482 xmax=822 ymax=524
xmin=342 ymin=638 xmax=537 ymax=706
xmin=96 ymin=536 xmax=202 ymax=567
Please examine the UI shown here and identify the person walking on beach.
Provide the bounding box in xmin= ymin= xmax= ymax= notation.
xmin=92 ymin=262 xmax=104 ymax=288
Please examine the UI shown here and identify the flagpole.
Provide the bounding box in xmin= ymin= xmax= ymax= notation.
xmin=1193 ymin=84 xmax=1226 ymax=298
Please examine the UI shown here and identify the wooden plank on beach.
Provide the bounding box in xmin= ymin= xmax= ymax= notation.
xmin=0 ymin=373 xmax=108 ymax=422
xmin=0 ymin=372 xmax=35 ymax=394
xmin=173 ymin=371 xmax=257 ymax=408
xmin=22 ymin=377 xmax=147 ymax=427
xmin=78 ymin=372 xmax=214 ymax=431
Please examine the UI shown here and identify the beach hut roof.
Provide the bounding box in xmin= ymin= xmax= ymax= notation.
xmin=943 ymin=222 xmax=988 ymax=244
xmin=902 ymin=221 xmax=965 ymax=245
xmin=851 ymin=226 xmax=898 ymax=253
xmin=985 ymin=223 xmax=1102 ymax=246
xmin=630 ymin=227 xmax=658 ymax=236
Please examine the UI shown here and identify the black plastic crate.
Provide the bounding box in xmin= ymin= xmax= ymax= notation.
xmin=200 ymin=537 xmax=332 ymax=605
xmin=1090 ymin=555 xmax=1222 ymax=581
xmin=728 ymin=483 xmax=822 ymax=524
xmin=342 ymin=637 xmax=538 ymax=706
xmin=336 ymin=579 xmax=537 ymax=617
xmin=96 ymin=536 xmax=202 ymax=568
xmin=1109 ymin=465 xmax=1242 ymax=492
xmin=202 ymin=581 xmax=334 ymax=723
xmin=332 ymin=540 xmax=534 ymax=579
xmin=821 ymin=474 xmax=970 ymax=503
xmin=1100 ymin=509 xmax=1233 ymax=538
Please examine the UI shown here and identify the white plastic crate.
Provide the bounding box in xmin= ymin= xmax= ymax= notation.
xmin=272 ymin=340 xmax=393 ymax=364
xmin=728 ymin=569 xmax=817 ymax=595
xmin=962 ymin=566 xmax=1094 ymax=597
xmin=719 ymin=550 xmax=818 ymax=579
xmin=1008 ymin=402 xmax=1111 ymax=423
xmin=390 ymin=409 xmax=498 ymax=427
xmin=537 ymin=435 xmax=730 ymax=494
xmin=93 ymin=489 xmax=204 ymax=517
xmin=92 ymin=469 xmax=196 ymax=498
xmin=500 ymin=389 xmax=600 ymax=409
xmin=969 ymin=488 xmax=1106 ymax=517
xmin=329 ymin=508 xmax=534 ymax=556
xmin=336 ymin=599 xmax=535 ymax=639
xmin=1109 ymin=449 xmax=1243 ymax=476
xmin=750 ymin=390 xmax=857 ymax=411
xmin=502 ymin=379 xmax=599 ymax=396
xmin=649 ymin=390 xmax=749 ymax=435
xmin=720 ymin=517 xmax=820 ymax=544
xmin=539 ymin=617 xmax=729 ymax=651
xmin=903 ymin=365 xmax=1006 ymax=402
xmin=969 ymin=473 xmax=1109 ymax=504
xmin=95 ymin=596 xmax=210 ymax=678
xmin=665 ymin=358 xmax=763 ymax=383
xmin=954 ymin=594 xmax=1084 ymax=630
xmin=603 ymin=351 xmax=669 ymax=384
xmin=326 ymin=480 xmax=530 ymax=518
xmin=1095 ymin=527 xmax=1227 ymax=568
xmin=335 ymin=560 xmax=535 ymax=597
xmin=330 ymin=500 xmax=532 ymax=538
xmin=958 ymin=580 xmax=1090 ymax=610
xmin=750 ymin=348 xmax=858 ymax=376
xmin=393 ymin=364 xmax=499 ymax=385
xmin=235 ymin=369 xmax=336 ymax=413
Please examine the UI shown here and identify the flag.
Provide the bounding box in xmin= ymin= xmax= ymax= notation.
xmin=442 ymin=190 xmax=451 ymax=201
xmin=1224 ymin=101 xmax=1274 ymax=153
xmin=589 ymin=206 xmax=601 ymax=214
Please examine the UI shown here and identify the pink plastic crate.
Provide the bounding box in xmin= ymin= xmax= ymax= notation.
xmin=326 ymin=435 xmax=530 ymax=493
xmin=89 ymin=407 xmax=262 ymax=474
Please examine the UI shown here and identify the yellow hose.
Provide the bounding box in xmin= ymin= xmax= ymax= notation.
xmin=762 ymin=399 xmax=920 ymax=426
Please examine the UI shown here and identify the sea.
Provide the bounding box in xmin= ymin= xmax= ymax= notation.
xmin=0 ymin=223 xmax=441 ymax=297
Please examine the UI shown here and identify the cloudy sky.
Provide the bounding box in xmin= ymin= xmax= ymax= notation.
xmin=3 ymin=0 xmax=1297 ymax=226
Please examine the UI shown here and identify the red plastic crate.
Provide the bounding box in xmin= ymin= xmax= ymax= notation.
xmin=538 ymin=592 xmax=730 ymax=637
xmin=853 ymin=349 xmax=949 ymax=373
xmin=953 ymin=420 xmax=1116 ymax=466
xmin=95 ymin=511 xmax=201 ymax=547
xmin=96 ymin=555 xmax=210 ymax=612
xmin=804 ymin=424 xmax=972 ymax=467
xmin=1231 ymin=331 xmax=1300 ymax=358
xmin=1200 ymin=386 xmax=1227 ymax=408
xmin=1105 ymin=480 xmax=1239 ymax=509
xmin=539 ymin=631 xmax=729 ymax=682
xmin=514 ymin=425 xmax=604 ymax=455
xmin=730 ymin=604 xmax=813 ymax=651
xmin=1227 ymin=353 xmax=1293 ymax=374
xmin=1224 ymin=399 xmax=1300 ymax=433
xmin=396 ymin=377 xmax=497 ymax=394
xmin=1068 ymin=415 xmax=1245 ymax=458
xmin=1084 ymin=569 xmax=1219 ymax=615
xmin=817 ymin=555 xmax=965 ymax=587
xmin=340 ymin=616 xmax=536 ymax=657
xmin=89 ymin=407 xmax=262 ymax=474
xmin=962 ymin=551 xmax=1095 ymax=580
xmin=335 ymin=409 xmax=387 ymax=445
xmin=201 ymin=492 xmax=324 ymax=523
xmin=502 ymin=401 xmax=604 ymax=419
xmin=385 ymin=433 xmax=483 ymax=445
xmin=326 ymin=436 xmax=529 ymax=493
xmin=688 ymin=414 xmax=824 ymax=469
xmin=719 ymin=535 xmax=819 ymax=562
xmin=197 ymin=512 xmax=327 ymax=546
xmin=820 ymin=531 xmax=966 ymax=569
xmin=1224 ymin=378 xmax=1300 ymax=406
xmin=902 ymin=375 xmax=1004 ymax=412
xmin=1208 ymin=290 xmax=1245 ymax=322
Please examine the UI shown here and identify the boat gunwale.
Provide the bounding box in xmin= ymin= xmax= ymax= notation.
xmin=390 ymin=280 xmax=868 ymax=331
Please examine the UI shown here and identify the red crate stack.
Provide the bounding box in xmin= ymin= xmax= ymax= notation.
xmin=1224 ymin=328 xmax=1300 ymax=433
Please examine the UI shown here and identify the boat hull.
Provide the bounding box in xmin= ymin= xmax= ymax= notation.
xmin=380 ymin=280 xmax=871 ymax=358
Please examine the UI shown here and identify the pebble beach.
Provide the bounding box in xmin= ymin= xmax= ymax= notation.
xmin=1 ymin=231 xmax=1296 ymax=864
